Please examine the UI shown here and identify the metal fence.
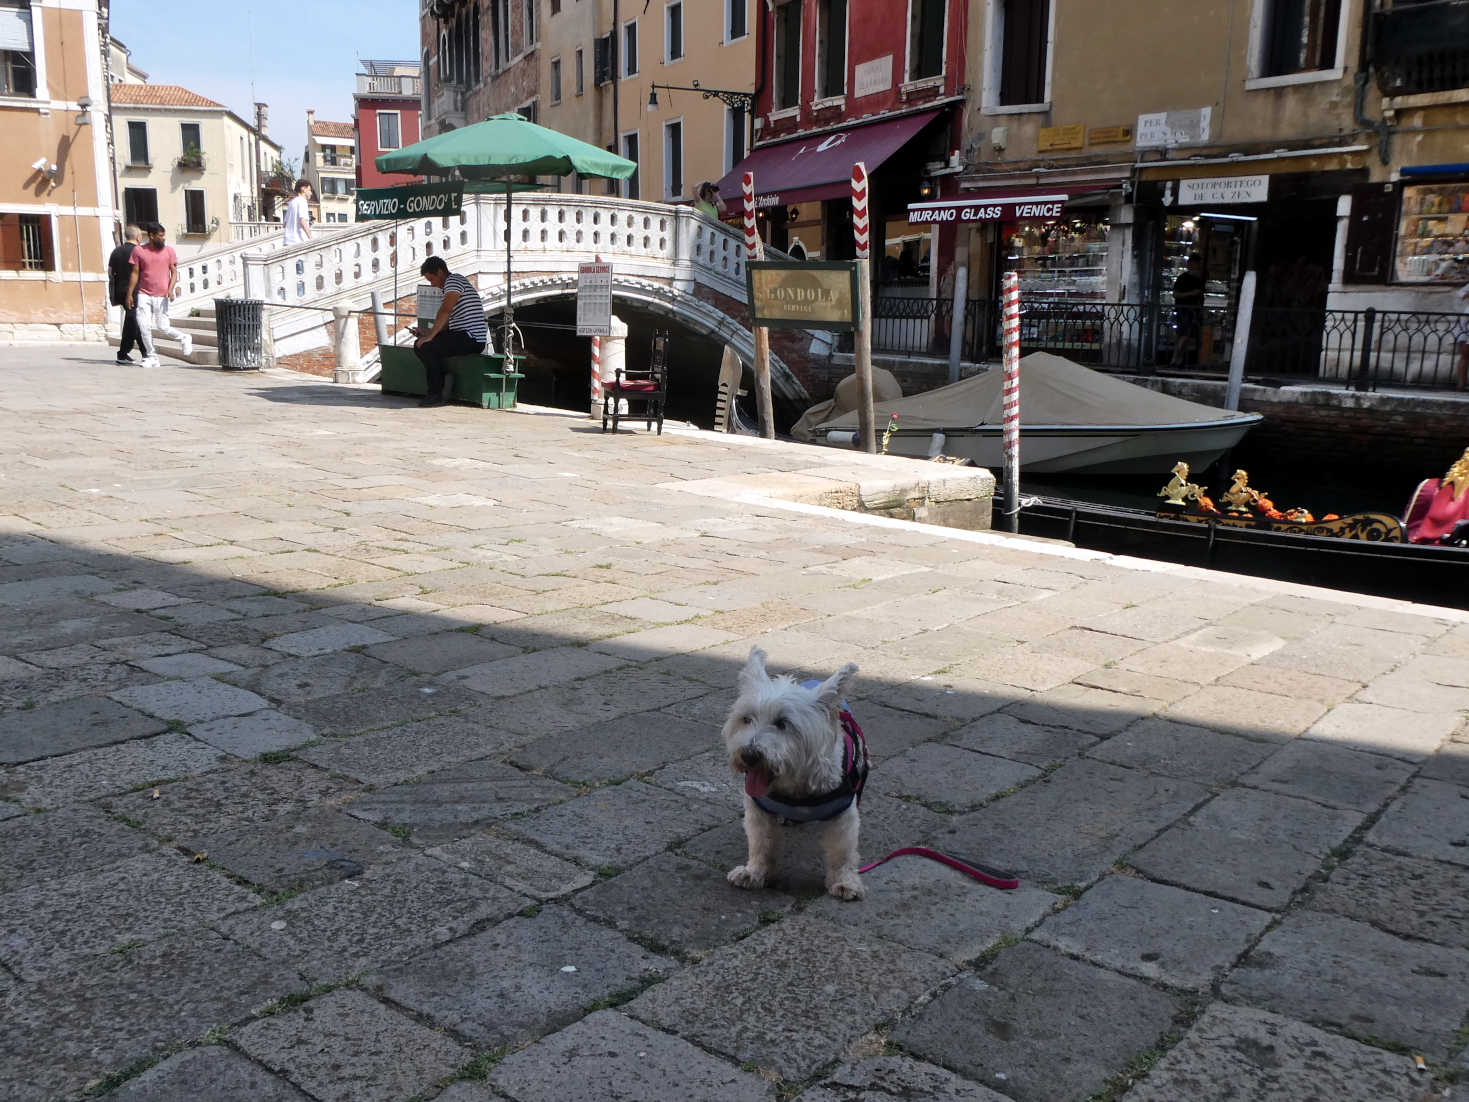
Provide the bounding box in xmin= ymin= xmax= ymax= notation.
xmin=867 ymin=295 xmax=1466 ymax=393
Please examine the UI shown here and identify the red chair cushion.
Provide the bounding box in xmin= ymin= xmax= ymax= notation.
xmin=611 ymin=380 xmax=661 ymax=392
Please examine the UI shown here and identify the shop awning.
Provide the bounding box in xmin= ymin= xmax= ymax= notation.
xmin=714 ymin=109 xmax=943 ymax=208
xmin=906 ymin=192 xmax=1070 ymax=225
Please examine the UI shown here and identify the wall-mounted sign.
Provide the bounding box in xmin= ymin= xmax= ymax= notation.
xmin=747 ymin=261 xmax=860 ymax=331
xmin=576 ymin=261 xmax=612 ymax=336
xmin=853 ymin=56 xmax=893 ymax=98
xmin=1176 ymin=174 xmax=1269 ymax=206
xmin=354 ymin=181 xmax=464 ymax=221
xmin=906 ymin=194 xmax=1068 ymax=225
xmin=1037 ymin=124 xmax=1084 ymax=152
xmin=1136 ymin=107 xmax=1212 ymax=149
xmin=1088 ymin=125 xmax=1134 ymax=145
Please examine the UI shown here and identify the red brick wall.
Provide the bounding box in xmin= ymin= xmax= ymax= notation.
xmin=276 ymin=293 xmax=417 ymax=378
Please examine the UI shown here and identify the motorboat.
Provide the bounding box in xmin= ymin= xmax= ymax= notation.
xmin=808 ymin=352 xmax=1262 ymax=475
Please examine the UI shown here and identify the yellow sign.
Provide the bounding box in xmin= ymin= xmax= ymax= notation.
xmin=746 ymin=262 xmax=860 ymax=332
xmin=1037 ymin=124 xmax=1084 ymax=152
xmin=1089 ymin=125 xmax=1134 ymax=145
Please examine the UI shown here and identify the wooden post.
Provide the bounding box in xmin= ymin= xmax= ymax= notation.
xmin=947 ymin=264 xmax=968 ymax=385
xmin=851 ymin=162 xmax=876 ymax=454
xmin=1224 ymin=270 xmax=1256 ymax=412
xmin=744 ymin=171 xmax=775 ymax=439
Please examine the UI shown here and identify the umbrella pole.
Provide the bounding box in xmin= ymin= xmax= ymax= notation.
xmin=503 ymin=184 xmax=512 ymax=359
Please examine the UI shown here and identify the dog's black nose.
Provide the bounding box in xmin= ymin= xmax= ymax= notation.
xmin=740 ymin=747 xmax=763 ymax=768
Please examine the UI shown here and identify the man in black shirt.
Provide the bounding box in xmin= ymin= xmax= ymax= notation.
xmin=108 ymin=224 xmax=142 ymax=364
xmin=1170 ymin=253 xmax=1206 ymax=367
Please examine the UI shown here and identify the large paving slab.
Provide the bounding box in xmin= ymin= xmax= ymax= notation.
xmin=508 ymin=710 xmax=713 ymax=784
xmin=1365 ymin=778 xmax=1469 ymax=867
xmin=892 ymin=941 xmax=1186 ymax=1102
xmin=98 ymin=1044 xmax=310 ymax=1100
xmin=487 ymin=1010 xmax=775 ymax=1102
xmin=0 ymin=694 xmax=167 ymax=764
xmin=426 ymin=831 xmax=598 ymax=900
xmin=294 ymin=711 xmax=528 ymax=785
xmin=1123 ymin=1003 xmax=1435 ymax=1102
xmin=1223 ymin=909 xmax=1469 ymax=1056
xmin=1303 ymin=846 xmax=1469 ymax=951
xmin=189 ymin=806 xmax=408 ymax=891
xmin=0 ymin=803 xmax=156 ymax=891
xmin=367 ymin=904 xmax=675 ymax=1048
xmin=626 ymin=914 xmax=954 ymax=1082
xmin=0 ymin=731 xmax=234 ymax=808
xmin=796 ymin=1055 xmax=1009 ymax=1102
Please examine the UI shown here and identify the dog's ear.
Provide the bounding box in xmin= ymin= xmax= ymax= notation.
xmin=738 ymin=647 xmax=770 ymax=693
xmin=813 ymin=662 xmax=858 ymax=710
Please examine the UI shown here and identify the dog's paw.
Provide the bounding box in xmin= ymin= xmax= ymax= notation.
xmin=828 ymin=875 xmax=865 ymax=901
xmin=727 ymin=865 xmax=766 ymax=890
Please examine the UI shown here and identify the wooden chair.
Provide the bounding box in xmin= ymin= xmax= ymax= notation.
xmin=602 ymin=330 xmax=668 ymax=434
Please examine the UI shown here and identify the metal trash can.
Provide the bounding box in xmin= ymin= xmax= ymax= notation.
xmin=214 ymin=298 xmax=264 ymax=370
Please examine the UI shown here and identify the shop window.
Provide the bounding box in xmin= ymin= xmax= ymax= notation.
xmin=127 ymin=121 xmax=150 ymax=167
xmin=0 ymin=1 xmax=36 ymax=98
xmin=726 ymin=103 xmax=746 ymax=171
xmin=727 ymin=0 xmax=747 ymax=42
xmin=1007 ymin=215 xmax=1110 ymax=302
xmin=1343 ymin=182 xmax=1397 ymax=284
xmin=817 ymin=0 xmax=846 ymax=98
xmin=986 ymin=0 xmax=1050 ymax=108
xmin=620 ymin=132 xmax=640 ymax=199
xmin=550 ymin=57 xmax=561 ymax=103
xmin=622 ymin=19 xmax=638 ymax=78
xmin=123 ymin=187 xmax=158 ymax=228
xmin=0 ymin=212 xmax=52 ymax=270
xmin=1257 ymin=0 xmax=1341 ymax=78
xmin=1393 ymin=181 xmax=1469 ymax=283
xmin=184 ymin=190 xmax=207 ymax=236
xmin=378 ymin=111 xmax=401 ymax=151
xmin=664 ymin=119 xmax=683 ymax=199
xmin=908 ymin=0 xmax=944 ymax=81
xmin=666 ymin=2 xmax=683 ymax=61
xmin=773 ymin=0 xmax=802 ymax=109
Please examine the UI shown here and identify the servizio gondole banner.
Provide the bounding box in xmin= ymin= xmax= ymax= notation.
xmin=746 ymin=261 xmax=861 ymax=332
xmin=354 ymin=182 xmax=465 ymax=222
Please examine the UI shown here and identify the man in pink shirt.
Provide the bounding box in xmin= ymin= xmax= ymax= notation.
xmin=125 ymin=222 xmax=192 ymax=368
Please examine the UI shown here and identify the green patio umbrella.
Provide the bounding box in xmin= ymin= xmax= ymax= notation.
xmin=376 ymin=113 xmax=637 ymax=357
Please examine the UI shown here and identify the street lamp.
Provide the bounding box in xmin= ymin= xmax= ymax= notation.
xmin=648 ymin=80 xmax=755 ymax=158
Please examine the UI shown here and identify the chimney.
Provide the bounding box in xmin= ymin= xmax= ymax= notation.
xmin=254 ymin=102 xmax=269 ymax=137
xmin=306 ymin=108 xmax=315 ymax=130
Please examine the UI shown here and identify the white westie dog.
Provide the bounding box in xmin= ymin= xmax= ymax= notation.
xmin=723 ymin=647 xmax=869 ymax=901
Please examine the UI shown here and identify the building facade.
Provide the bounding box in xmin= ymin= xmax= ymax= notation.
xmin=421 ymin=0 xmax=539 ymax=138
xmin=355 ymin=59 xmax=421 ymax=191
xmin=304 ymin=110 xmax=356 ymax=224
xmin=1 ymin=0 xmax=115 ymax=339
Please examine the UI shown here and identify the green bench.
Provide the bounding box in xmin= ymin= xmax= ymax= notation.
xmin=379 ymin=345 xmax=524 ymax=410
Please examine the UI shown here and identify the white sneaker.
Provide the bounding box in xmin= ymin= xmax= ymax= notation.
xmin=179 ymin=333 xmax=193 ymax=356
xmin=141 ymin=357 xmax=161 ymax=369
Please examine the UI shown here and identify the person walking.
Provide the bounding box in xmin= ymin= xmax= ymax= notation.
xmin=412 ymin=256 xmax=486 ymax=407
xmin=1170 ymin=253 xmax=1206 ymax=368
xmin=126 ymin=222 xmax=192 ymax=368
xmin=107 ymin=223 xmax=143 ymax=364
xmin=282 ymin=179 xmax=314 ymax=246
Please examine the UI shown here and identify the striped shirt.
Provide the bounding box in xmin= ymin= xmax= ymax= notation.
xmin=443 ymin=273 xmax=488 ymax=343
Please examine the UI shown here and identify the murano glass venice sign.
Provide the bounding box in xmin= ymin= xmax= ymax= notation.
xmin=746 ymin=261 xmax=861 ymax=332
xmin=354 ymin=182 xmax=465 ymax=221
xmin=906 ymin=194 xmax=1068 ymax=225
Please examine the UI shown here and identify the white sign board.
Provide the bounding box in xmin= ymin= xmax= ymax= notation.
xmin=853 ymin=55 xmax=893 ymax=98
xmin=1136 ymin=107 xmax=1212 ymax=149
xmin=576 ymin=262 xmax=613 ymax=336
xmin=1177 ymin=175 xmax=1269 ymax=206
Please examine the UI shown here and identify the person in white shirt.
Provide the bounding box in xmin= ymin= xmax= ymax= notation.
xmin=282 ymin=179 xmax=313 ymax=246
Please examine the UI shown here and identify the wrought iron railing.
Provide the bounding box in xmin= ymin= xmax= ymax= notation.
xmin=1373 ymin=0 xmax=1469 ymax=95
xmin=865 ymin=296 xmax=1466 ymax=392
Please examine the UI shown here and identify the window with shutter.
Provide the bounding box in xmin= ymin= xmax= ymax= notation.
xmin=594 ymin=33 xmax=612 ymax=86
xmin=999 ymin=0 xmax=1049 ymax=106
xmin=909 ymin=0 xmax=944 ymax=80
xmin=1343 ymin=183 xmax=1397 ymax=285
xmin=773 ymin=0 xmax=802 ymax=109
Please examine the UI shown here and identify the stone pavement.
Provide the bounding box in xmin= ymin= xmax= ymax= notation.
xmin=2 ymin=344 xmax=1468 ymax=1102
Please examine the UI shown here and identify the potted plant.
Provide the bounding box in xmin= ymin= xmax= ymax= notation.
xmin=178 ymin=145 xmax=205 ymax=170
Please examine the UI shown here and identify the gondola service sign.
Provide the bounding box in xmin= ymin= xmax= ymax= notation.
xmin=354 ymin=182 xmax=464 ymax=221
xmin=746 ymin=261 xmax=860 ymax=331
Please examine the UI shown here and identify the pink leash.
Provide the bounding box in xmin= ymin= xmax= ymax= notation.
xmin=859 ymin=846 xmax=1019 ymax=890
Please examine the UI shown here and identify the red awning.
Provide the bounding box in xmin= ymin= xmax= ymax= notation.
xmin=714 ymin=109 xmax=943 ymax=208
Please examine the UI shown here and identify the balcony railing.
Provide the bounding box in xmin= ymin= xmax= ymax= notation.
xmin=320 ymin=156 xmax=356 ymax=170
xmin=432 ymin=82 xmax=467 ymax=127
xmin=355 ymin=73 xmax=422 ymax=97
xmin=1374 ymin=0 xmax=1469 ymax=95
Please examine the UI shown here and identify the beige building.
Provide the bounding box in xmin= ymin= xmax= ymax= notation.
xmin=304 ymin=111 xmax=356 ymax=224
xmin=0 ymin=0 xmax=115 ymax=339
xmin=110 ymin=81 xmax=282 ymax=261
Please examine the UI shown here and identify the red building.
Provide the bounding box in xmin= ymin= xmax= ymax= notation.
xmin=716 ymin=0 xmax=967 ymax=302
xmin=354 ymin=60 xmax=424 ymax=190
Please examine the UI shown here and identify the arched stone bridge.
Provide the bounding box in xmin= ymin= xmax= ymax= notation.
xmin=170 ymin=195 xmax=815 ymax=405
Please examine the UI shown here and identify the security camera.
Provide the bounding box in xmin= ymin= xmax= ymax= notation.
xmin=31 ymin=157 xmax=47 ymax=172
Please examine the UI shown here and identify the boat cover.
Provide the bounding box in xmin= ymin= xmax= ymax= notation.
xmin=814 ymin=352 xmax=1253 ymax=432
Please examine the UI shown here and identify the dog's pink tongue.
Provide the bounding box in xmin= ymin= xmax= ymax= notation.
xmin=744 ymin=766 xmax=773 ymax=798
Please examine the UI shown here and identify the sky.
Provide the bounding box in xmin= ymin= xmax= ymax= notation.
xmin=110 ymin=1 xmax=420 ymax=169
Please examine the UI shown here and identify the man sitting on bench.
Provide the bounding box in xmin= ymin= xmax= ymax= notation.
xmin=412 ymin=256 xmax=487 ymax=407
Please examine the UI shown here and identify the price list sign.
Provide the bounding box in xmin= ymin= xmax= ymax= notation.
xmin=576 ymin=262 xmax=613 ymax=336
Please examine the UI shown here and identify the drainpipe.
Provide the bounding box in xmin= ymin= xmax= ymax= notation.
xmin=1354 ymin=4 xmax=1392 ymax=165
xmin=611 ymin=0 xmax=620 ymax=159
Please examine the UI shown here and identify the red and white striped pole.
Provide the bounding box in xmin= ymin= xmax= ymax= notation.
xmin=590 ymin=334 xmax=602 ymax=414
xmin=851 ymin=161 xmax=875 ymax=453
xmin=744 ymin=172 xmax=774 ymax=437
xmin=1001 ymin=270 xmax=1022 ymax=533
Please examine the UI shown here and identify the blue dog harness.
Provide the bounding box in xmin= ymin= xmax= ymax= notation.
xmin=752 ymin=685 xmax=869 ymax=824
